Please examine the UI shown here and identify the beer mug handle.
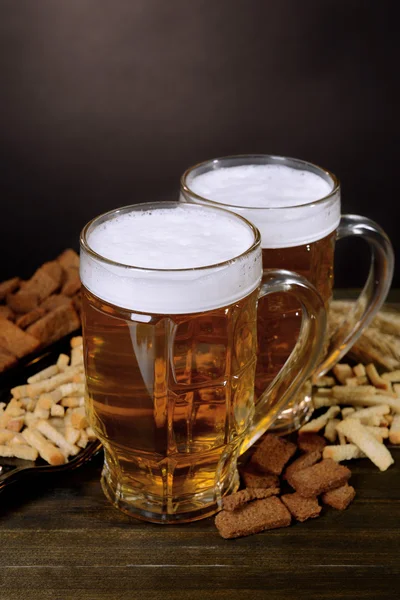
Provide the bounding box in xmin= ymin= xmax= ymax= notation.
xmin=240 ymin=269 xmax=326 ymax=454
xmin=315 ymin=214 xmax=394 ymax=378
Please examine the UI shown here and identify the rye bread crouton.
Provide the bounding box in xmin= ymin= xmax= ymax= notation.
xmin=0 ymin=346 xmax=18 ymax=372
xmin=40 ymin=261 xmax=63 ymax=288
xmin=0 ymin=319 xmax=40 ymax=359
xmin=281 ymin=493 xmax=321 ymax=522
xmin=289 ymin=458 xmax=351 ymax=498
xmin=41 ymin=294 xmax=72 ymax=312
xmin=222 ymin=487 xmax=280 ymax=511
xmin=21 ymin=267 xmax=59 ymax=301
xmin=0 ymin=306 xmax=14 ymax=321
xmin=250 ymin=434 xmax=297 ymax=475
xmin=16 ymin=307 xmax=46 ymax=329
xmin=0 ymin=277 xmax=20 ymax=301
xmin=240 ymin=468 xmax=280 ymax=489
xmin=27 ymin=304 xmax=80 ymax=346
xmin=57 ymin=249 xmax=79 ymax=269
xmin=321 ymin=484 xmax=356 ymax=510
xmin=215 ymin=497 xmax=291 ymax=539
xmin=284 ymin=450 xmax=322 ymax=487
xmin=7 ymin=290 xmax=38 ymax=314
xmin=298 ymin=433 xmax=327 ymax=453
xmin=61 ymin=267 xmax=80 ymax=297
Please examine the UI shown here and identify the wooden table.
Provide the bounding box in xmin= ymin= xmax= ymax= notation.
xmin=1 ymin=446 xmax=399 ymax=600
xmin=2 ymin=293 xmax=400 ymax=599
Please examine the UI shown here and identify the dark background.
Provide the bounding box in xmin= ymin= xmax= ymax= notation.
xmin=0 ymin=0 xmax=398 ymax=287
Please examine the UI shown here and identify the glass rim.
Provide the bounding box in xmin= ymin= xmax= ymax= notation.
xmin=80 ymin=200 xmax=261 ymax=274
xmin=181 ymin=153 xmax=340 ymax=210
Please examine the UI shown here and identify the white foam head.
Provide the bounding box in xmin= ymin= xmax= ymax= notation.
xmin=80 ymin=203 xmax=261 ymax=314
xmin=184 ymin=162 xmax=341 ymax=248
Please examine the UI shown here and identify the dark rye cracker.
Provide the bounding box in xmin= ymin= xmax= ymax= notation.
xmin=16 ymin=307 xmax=46 ymax=329
xmin=0 ymin=277 xmax=20 ymax=301
xmin=284 ymin=450 xmax=322 ymax=487
xmin=61 ymin=267 xmax=81 ymax=297
xmin=40 ymin=261 xmax=63 ymax=288
xmin=0 ymin=306 xmax=14 ymax=321
xmin=322 ymin=484 xmax=356 ymax=510
xmin=297 ymin=433 xmax=327 ymax=453
xmin=222 ymin=487 xmax=280 ymax=511
xmin=27 ymin=304 xmax=80 ymax=346
xmin=41 ymin=294 xmax=72 ymax=312
xmin=7 ymin=290 xmax=39 ymax=314
xmin=281 ymin=493 xmax=321 ymax=522
xmin=0 ymin=346 xmax=18 ymax=372
xmin=215 ymin=497 xmax=291 ymax=539
xmin=0 ymin=249 xmax=83 ymax=375
xmin=22 ymin=266 xmax=59 ymax=301
xmin=240 ymin=468 xmax=280 ymax=489
xmin=57 ymin=248 xmax=80 ymax=269
xmin=289 ymin=458 xmax=351 ymax=498
xmin=250 ymin=434 xmax=297 ymax=475
xmin=0 ymin=318 xmax=40 ymax=359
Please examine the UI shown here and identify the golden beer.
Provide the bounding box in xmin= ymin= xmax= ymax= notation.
xmin=82 ymin=286 xmax=258 ymax=518
xmin=181 ymin=154 xmax=394 ymax=432
xmin=80 ymin=201 xmax=327 ymax=522
xmin=256 ymin=232 xmax=335 ymax=396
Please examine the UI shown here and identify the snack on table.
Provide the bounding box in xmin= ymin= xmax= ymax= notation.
xmin=0 ymin=249 xmax=81 ymax=373
xmin=240 ymin=468 xmax=280 ymax=489
xmin=284 ymin=450 xmax=322 ymax=487
xmin=0 ymin=277 xmax=20 ymax=301
xmin=321 ymin=484 xmax=356 ymax=510
xmin=0 ymin=336 xmax=96 ymax=465
xmin=336 ymin=419 xmax=394 ymax=471
xmin=324 ymin=418 xmax=341 ymax=442
xmin=0 ymin=347 xmax=17 ymax=373
xmin=216 ymin=350 xmax=400 ymax=539
xmin=298 ymin=406 xmax=340 ymax=433
xmin=323 ymin=444 xmax=365 ymax=462
xmin=297 ymin=432 xmax=327 ymax=453
xmin=26 ymin=304 xmax=80 ymax=346
xmin=289 ymin=458 xmax=351 ymax=498
xmin=281 ymin=492 xmax=321 ymax=522
xmin=222 ymin=487 xmax=280 ymax=511
xmin=0 ymin=319 xmax=40 ymax=358
xmin=329 ymin=301 xmax=400 ymax=370
xmin=215 ymin=431 xmax=356 ymax=539
xmin=16 ymin=307 xmax=46 ymax=329
xmin=311 ymin=360 xmax=400 ymax=471
xmin=215 ymin=496 xmax=291 ymax=539
xmin=208 ymin=308 xmax=398 ymax=536
xmin=389 ymin=415 xmax=400 ymax=444
xmin=0 ymin=306 xmax=14 ymax=321
xmin=249 ymin=433 xmax=297 ymax=475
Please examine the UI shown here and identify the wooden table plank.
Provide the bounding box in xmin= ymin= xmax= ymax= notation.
xmin=1 ymin=449 xmax=399 ymax=599
xmin=1 ymin=293 xmax=400 ymax=598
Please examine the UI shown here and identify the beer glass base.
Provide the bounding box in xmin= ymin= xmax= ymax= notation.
xmin=100 ymin=459 xmax=240 ymax=524
xmin=269 ymin=384 xmax=314 ymax=435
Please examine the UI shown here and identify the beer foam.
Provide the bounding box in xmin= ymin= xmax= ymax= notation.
xmin=80 ymin=204 xmax=261 ymax=314
xmin=187 ymin=164 xmax=341 ymax=248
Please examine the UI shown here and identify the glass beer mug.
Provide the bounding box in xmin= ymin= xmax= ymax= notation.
xmin=181 ymin=155 xmax=394 ymax=433
xmin=80 ymin=202 xmax=326 ymax=523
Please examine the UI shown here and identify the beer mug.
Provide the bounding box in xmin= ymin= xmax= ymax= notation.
xmin=80 ymin=202 xmax=326 ymax=523
xmin=181 ymin=155 xmax=394 ymax=433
